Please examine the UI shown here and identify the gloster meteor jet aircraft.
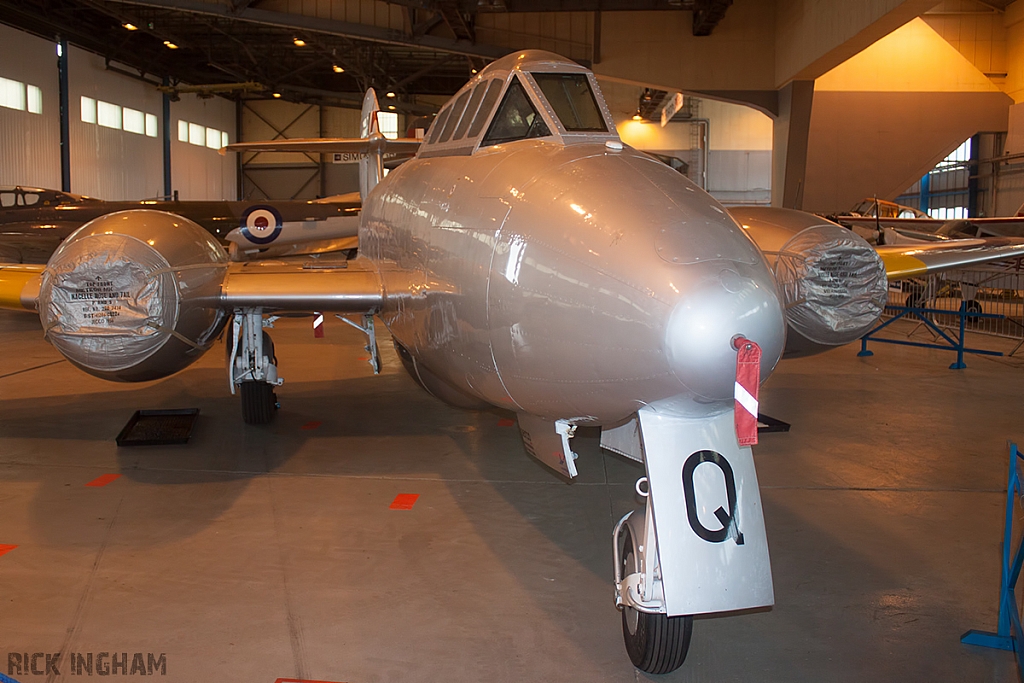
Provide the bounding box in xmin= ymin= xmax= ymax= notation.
xmin=3 ymin=51 xmax=1024 ymax=674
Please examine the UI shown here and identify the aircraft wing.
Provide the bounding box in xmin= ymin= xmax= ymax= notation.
xmin=0 ymin=264 xmax=42 ymax=311
xmin=877 ymin=237 xmax=1024 ymax=279
xmin=212 ymin=258 xmax=382 ymax=311
xmin=0 ymin=259 xmax=384 ymax=314
xmin=221 ymin=137 xmax=422 ymax=155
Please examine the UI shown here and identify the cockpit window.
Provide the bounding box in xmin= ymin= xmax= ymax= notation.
xmin=467 ymin=80 xmax=503 ymax=138
xmin=453 ymin=81 xmax=490 ymax=141
xmin=482 ymin=76 xmax=550 ymax=146
xmin=428 ymin=107 xmax=452 ymax=144
xmin=0 ymin=193 xmax=15 ymax=208
xmin=23 ymin=193 xmax=39 ymax=206
xmin=532 ymin=73 xmax=606 ymax=132
xmin=439 ymin=89 xmax=471 ymax=143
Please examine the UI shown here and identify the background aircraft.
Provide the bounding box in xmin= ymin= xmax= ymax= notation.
xmin=4 ymin=51 xmax=1024 ymax=675
xmin=0 ymin=185 xmax=360 ymax=263
xmin=830 ymin=196 xmax=1024 ymax=242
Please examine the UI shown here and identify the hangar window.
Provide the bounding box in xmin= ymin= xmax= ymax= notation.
xmin=145 ymin=113 xmax=158 ymax=137
xmin=439 ymin=89 xmax=472 ymax=143
xmin=482 ymin=76 xmax=550 ymax=146
xmin=97 ymin=101 xmax=121 ymax=129
xmin=532 ymin=73 xmax=606 ymax=132
xmin=26 ymin=85 xmax=41 ymax=114
xmin=467 ymin=79 xmax=503 ymax=139
xmin=0 ymin=77 xmax=26 ymax=111
xmin=378 ymin=111 xmax=398 ymax=139
xmin=188 ymin=122 xmax=205 ymax=146
xmin=0 ymin=78 xmax=42 ymax=114
xmin=81 ymin=96 xmax=97 ymax=124
xmin=178 ymin=119 xmax=227 ymax=148
xmin=123 ymin=107 xmax=145 ymax=135
xmin=453 ymin=81 xmax=490 ymax=141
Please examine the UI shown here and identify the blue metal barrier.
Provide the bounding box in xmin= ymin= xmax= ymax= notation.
xmin=961 ymin=442 xmax=1024 ymax=678
xmin=858 ymin=303 xmax=1004 ymax=369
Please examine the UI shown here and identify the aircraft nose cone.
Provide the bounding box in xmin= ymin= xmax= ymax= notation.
xmin=665 ymin=263 xmax=786 ymax=402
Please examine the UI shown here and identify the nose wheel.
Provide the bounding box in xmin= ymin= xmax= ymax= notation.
xmin=619 ymin=525 xmax=693 ymax=674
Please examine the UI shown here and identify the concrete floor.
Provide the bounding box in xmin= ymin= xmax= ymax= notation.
xmin=0 ymin=310 xmax=1020 ymax=682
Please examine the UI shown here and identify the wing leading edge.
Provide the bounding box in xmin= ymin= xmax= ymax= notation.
xmin=0 ymin=259 xmax=384 ymax=314
xmin=877 ymin=237 xmax=1024 ymax=280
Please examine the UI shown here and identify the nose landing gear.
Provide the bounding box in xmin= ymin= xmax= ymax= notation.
xmin=613 ymin=478 xmax=693 ymax=674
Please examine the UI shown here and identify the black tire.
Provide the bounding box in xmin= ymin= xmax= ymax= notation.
xmin=620 ymin=527 xmax=693 ymax=674
xmin=962 ymin=299 xmax=983 ymax=324
xmin=240 ymin=380 xmax=277 ymax=424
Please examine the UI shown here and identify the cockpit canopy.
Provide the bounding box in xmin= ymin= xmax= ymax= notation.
xmin=419 ymin=50 xmax=617 ymax=158
xmin=0 ymin=186 xmax=96 ymax=209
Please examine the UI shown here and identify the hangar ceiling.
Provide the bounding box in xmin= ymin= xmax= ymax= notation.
xmin=0 ymin=0 xmax=733 ymax=111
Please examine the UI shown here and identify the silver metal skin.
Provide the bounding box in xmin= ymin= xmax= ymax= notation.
xmin=361 ymin=51 xmax=786 ymax=425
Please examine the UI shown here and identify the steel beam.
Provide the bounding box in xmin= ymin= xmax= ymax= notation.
xmin=106 ymin=0 xmax=512 ymax=59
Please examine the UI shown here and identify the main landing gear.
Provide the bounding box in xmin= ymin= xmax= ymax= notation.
xmin=228 ymin=308 xmax=282 ymax=424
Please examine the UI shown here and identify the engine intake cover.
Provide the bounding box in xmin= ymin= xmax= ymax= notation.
xmin=39 ymin=210 xmax=228 ymax=381
xmin=774 ymin=225 xmax=887 ymax=346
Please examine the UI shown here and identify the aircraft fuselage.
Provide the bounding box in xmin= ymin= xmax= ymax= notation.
xmin=362 ymin=139 xmax=787 ymax=424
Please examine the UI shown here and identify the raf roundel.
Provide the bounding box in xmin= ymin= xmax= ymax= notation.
xmin=239 ymin=205 xmax=284 ymax=245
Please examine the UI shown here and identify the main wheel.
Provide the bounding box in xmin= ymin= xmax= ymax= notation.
xmin=961 ymin=299 xmax=983 ymax=324
xmin=620 ymin=526 xmax=693 ymax=674
xmin=240 ymin=380 xmax=277 ymax=424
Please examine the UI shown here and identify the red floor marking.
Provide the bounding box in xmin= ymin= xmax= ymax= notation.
xmin=85 ymin=474 xmax=121 ymax=487
xmin=389 ymin=493 xmax=420 ymax=510
xmin=0 ymin=544 xmax=17 ymax=558
xmin=300 ymin=421 xmax=322 ymax=430
xmin=497 ymin=418 xmax=515 ymax=427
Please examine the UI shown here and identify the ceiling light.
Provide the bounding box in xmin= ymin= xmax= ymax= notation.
xmin=332 ymin=64 xmax=344 ymax=73
xmin=387 ymin=105 xmax=396 ymax=110
xmin=163 ymin=40 xmax=178 ymax=49
xmin=123 ymin=23 xmax=138 ymax=31
xmin=471 ymin=68 xmax=477 ymax=74
xmin=272 ymin=92 xmax=281 ymax=98
xmin=386 ymin=91 xmax=396 ymax=98
xmin=632 ymin=112 xmax=642 ymax=121
xmin=293 ymin=38 xmax=306 ymax=47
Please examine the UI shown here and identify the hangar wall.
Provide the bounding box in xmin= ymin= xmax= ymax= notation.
xmin=170 ymin=95 xmax=237 ymax=201
xmin=802 ymin=18 xmax=1012 ymax=213
xmin=69 ymin=46 xmax=164 ymax=200
xmin=603 ymin=80 xmax=773 ymax=206
xmin=239 ymin=100 xmax=365 ymax=200
xmin=0 ymin=24 xmax=61 ymax=189
xmin=0 ymin=24 xmax=235 ymax=201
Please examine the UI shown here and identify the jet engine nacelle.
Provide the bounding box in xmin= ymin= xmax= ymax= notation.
xmin=38 ymin=209 xmax=229 ymax=382
xmin=774 ymin=224 xmax=888 ymax=357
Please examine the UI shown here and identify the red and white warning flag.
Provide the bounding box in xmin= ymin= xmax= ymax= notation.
xmin=313 ymin=312 xmax=325 ymax=338
xmin=733 ymin=337 xmax=761 ymax=446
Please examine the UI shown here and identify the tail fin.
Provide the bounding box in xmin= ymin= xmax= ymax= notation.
xmin=359 ymin=89 xmax=383 ymax=201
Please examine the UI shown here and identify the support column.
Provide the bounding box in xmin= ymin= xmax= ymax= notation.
xmin=771 ymin=80 xmax=814 ymax=209
xmin=57 ymin=37 xmax=70 ymax=192
xmin=162 ymin=77 xmax=171 ymax=200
